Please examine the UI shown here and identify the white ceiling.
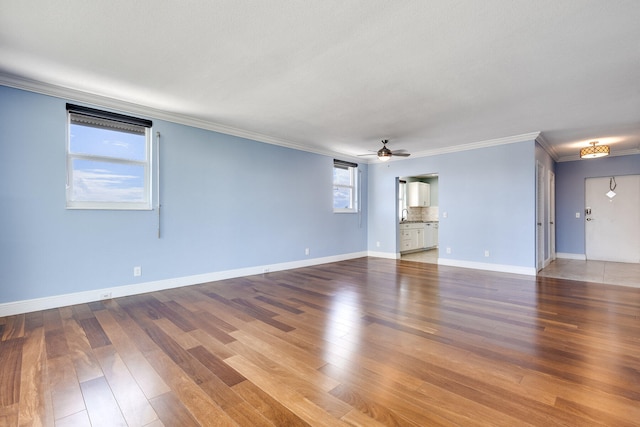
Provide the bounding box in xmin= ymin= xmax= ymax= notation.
xmin=1 ymin=0 xmax=639 ymax=162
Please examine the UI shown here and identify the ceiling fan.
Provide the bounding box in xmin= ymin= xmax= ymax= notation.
xmin=359 ymin=139 xmax=411 ymax=162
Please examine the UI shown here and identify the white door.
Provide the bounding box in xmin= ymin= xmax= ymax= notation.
xmin=548 ymin=171 xmax=556 ymax=261
xmin=536 ymin=162 xmax=545 ymax=271
xmin=585 ymin=175 xmax=640 ymax=262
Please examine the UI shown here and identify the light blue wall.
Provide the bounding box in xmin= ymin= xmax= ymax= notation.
xmin=555 ymin=154 xmax=640 ymax=256
xmin=0 ymin=86 xmax=368 ymax=304
xmin=368 ymin=141 xmax=537 ymax=268
xmin=0 ymin=84 xmax=552 ymax=307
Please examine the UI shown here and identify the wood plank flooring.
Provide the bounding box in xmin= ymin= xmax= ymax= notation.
xmin=1 ymin=257 xmax=640 ymax=426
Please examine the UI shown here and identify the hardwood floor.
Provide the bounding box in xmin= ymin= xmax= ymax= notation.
xmin=1 ymin=257 xmax=640 ymax=426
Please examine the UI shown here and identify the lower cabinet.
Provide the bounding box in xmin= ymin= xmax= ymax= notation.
xmin=424 ymin=223 xmax=437 ymax=249
xmin=400 ymin=223 xmax=424 ymax=253
xmin=401 ymin=222 xmax=439 ymax=253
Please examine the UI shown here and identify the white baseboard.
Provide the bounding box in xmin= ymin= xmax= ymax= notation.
xmin=556 ymin=252 xmax=587 ymax=260
xmin=437 ymin=258 xmax=537 ymax=276
xmin=366 ymin=251 xmax=401 ymax=260
xmin=0 ymin=251 xmax=368 ymax=317
xmin=368 ymin=252 xmax=537 ymax=276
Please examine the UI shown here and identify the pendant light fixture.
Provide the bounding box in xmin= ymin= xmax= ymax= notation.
xmin=580 ymin=141 xmax=610 ymax=159
xmin=606 ymin=177 xmax=617 ymax=199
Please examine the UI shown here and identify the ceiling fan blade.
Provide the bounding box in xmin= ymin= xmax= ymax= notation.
xmin=359 ymin=140 xmax=411 ymax=159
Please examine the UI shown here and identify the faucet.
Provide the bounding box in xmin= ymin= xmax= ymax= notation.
xmin=401 ymin=208 xmax=408 ymax=222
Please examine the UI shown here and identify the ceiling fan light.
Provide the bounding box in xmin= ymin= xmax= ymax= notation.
xmin=377 ymin=145 xmax=392 ymax=161
xmin=580 ymin=141 xmax=610 ymax=159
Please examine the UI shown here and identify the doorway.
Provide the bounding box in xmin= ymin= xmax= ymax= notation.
xmin=536 ymin=162 xmax=545 ymax=271
xmin=585 ymin=175 xmax=640 ymax=263
xmin=536 ymin=163 xmax=556 ymax=271
xmin=398 ymin=174 xmax=439 ymax=264
xmin=549 ymin=171 xmax=556 ymax=262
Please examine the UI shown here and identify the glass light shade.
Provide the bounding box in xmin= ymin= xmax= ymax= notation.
xmin=377 ymin=146 xmax=392 ymax=161
xmin=580 ymin=142 xmax=610 ymax=159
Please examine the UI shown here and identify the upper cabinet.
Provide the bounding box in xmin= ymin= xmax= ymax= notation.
xmin=408 ymin=182 xmax=430 ymax=207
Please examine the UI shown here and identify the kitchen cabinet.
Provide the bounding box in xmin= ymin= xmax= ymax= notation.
xmin=401 ymin=222 xmax=439 ymax=253
xmin=400 ymin=222 xmax=425 ymax=253
xmin=434 ymin=223 xmax=438 ymax=247
xmin=408 ymin=182 xmax=430 ymax=207
xmin=424 ymin=222 xmax=438 ymax=249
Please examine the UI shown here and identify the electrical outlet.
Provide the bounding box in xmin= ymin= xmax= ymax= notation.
xmin=133 ymin=266 xmax=141 ymax=277
xmin=305 ymin=248 xmax=310 ymax=255
xmin=99 ymin=292 xmax=112 ymax=300
xmin=446 ymin=247 xmax=451 ymax=254
xmin=484 ymin=250 xmax=490 ymax=257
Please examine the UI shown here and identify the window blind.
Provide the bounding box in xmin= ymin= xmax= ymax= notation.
xmin=333 ymin=159 xmax=358 ymax=169
xmin=66 ymin=103 xmax=152 ymax=134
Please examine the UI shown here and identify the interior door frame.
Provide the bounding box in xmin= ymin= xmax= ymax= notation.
xmin=536 ymin=161 xmax=545 ymax=271
xmin=548 ymin=170 xmax=556 ymax=263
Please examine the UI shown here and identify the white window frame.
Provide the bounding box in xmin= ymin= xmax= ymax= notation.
xmin=66 ymin=104 xmax=153 ymax=210
xmin=333 ymin=159 xmax=358 ymax=213
xmin=399 ymin=180 xmax=407 ymax=220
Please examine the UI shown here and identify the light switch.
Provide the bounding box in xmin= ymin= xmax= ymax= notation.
xmin=575 ymin=212 xmax=580 ymax=218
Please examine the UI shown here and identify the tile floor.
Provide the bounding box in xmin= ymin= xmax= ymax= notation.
xmin=538 ymin=258 xmax=640 ymax=288
xmin=401 ymin=249 xmax=640 ymax=288
xmin=401 ymin=248 xmax=439 ymax=264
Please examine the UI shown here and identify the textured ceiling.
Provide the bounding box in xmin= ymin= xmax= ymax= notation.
xmin=1 ymin=0 xmax=639 ymax=161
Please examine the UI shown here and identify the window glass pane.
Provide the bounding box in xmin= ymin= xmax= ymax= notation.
xmin=333 ymin=187 xmax=353 ymax=209
xmin=69 ymin=123 xmax=147 ymax=161
xmin=333 ymin=167 xmax=352 ymax=186
xmin=71 ymin=159 xmax=146 ymax=202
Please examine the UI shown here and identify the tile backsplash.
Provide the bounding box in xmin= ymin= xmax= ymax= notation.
xmin=405 ymin=206 xmax=439 ymax=222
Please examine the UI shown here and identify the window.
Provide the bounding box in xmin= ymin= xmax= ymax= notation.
xmin=333 ymin=159 xmax=358 ymax=213
xmin=399 ymin=180 xmax=407 ymax=220
xmin=66 ymin=104 xmax=152 ymax=209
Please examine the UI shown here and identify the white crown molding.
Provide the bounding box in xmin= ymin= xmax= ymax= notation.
xmin=0 ymin=73 xmax=366 ymax=163
xmin=407 ymin=132 xmax=542 ymax=159
xmin=535 ymin=132 xmax=559 ymax=161
xmin=1 ymin=74 xmax=564 ymax=165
